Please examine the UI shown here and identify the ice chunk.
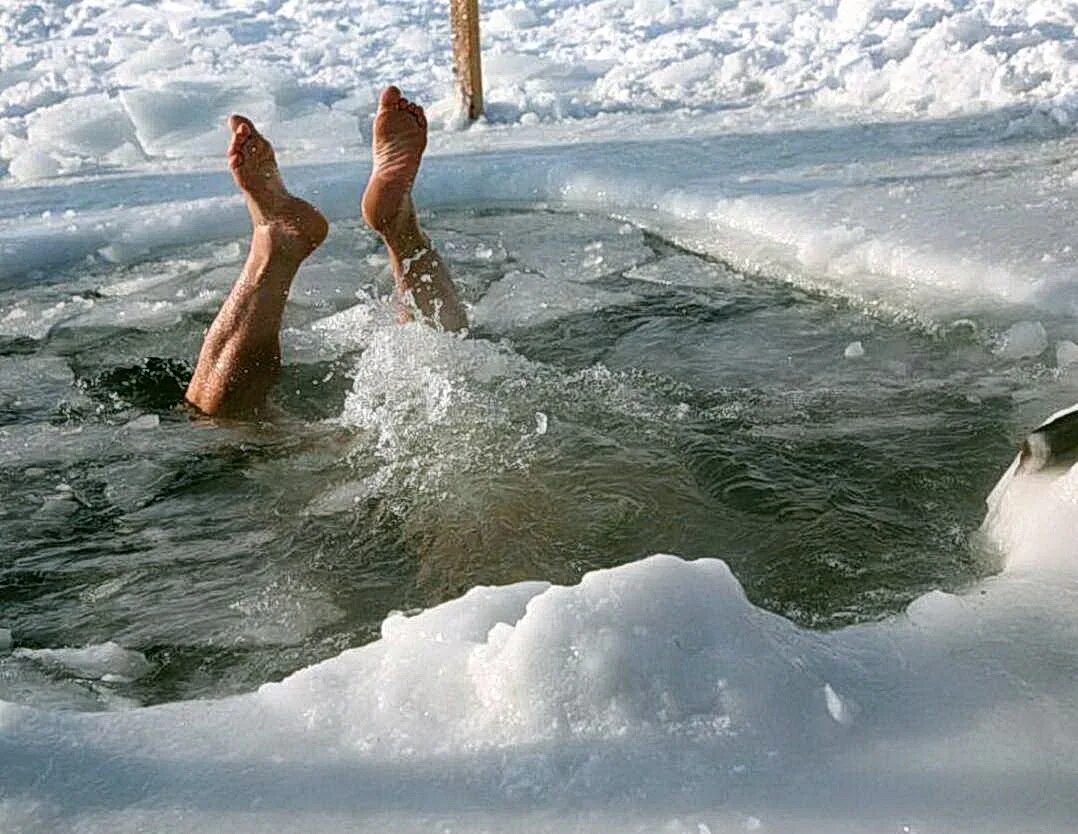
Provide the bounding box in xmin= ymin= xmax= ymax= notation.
xmin=111 ymin=40 xmax=190 ymax=85
xmin=994 ymin=321 xmax=1048 ymax=360
xmin=230 ymin=583 xmax=345 ymax=647
xmin=306 ymin=480 xmax=375 ymax=516
xmin=0 ymin=629 xmax=11 ymax=651
xmin=624 ymin=254 xmax=742 ymax=289
xmin=472 ymin=270 xmax=636 ymax=331
xmin=484 ymin=52 xmax=555 ymax=85
xmin=906 ymin=590 xmax=966 ymax=628
xmin=835 ymin=0 xmax=876 ymax=35
xmin=647 ymin=53 xmax=717 ymax=90
xmin=1056 ymin=340 xmax=1078 ymax=369
xmin=823 ymin=683 xmax=854 ymax=726
xmin=120 ymin=82 xmax=272 ymax=158
xmin=123 ymin=414 xmax=160 ymax=431
xmin=103 ymin=459 xmax=171 ymax=512
xmin=7 ymin=148 xmax=61 ymax=181
xmin=464 ymin=213 xmax=652 ymax=283
xmin=287 ymin=259 xmax=371 ymax=312
xmin=13 ymin=642 xmax=152 ymax=682
xmin=844 ymin=340 xmax=865 ymax=359
xmin=486 ymin=3 xmax=539 ymax=35
xmin=27 ymin=94 xmax=138 ymax=159
xmin=36 ymin=490 xmax=79 ymax=518
xmin=264 ymin=555 xmax=818 ymax=753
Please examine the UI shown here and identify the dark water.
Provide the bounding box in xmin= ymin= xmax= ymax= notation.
xmin=0 ymin=209 xmax=1061 ymax=709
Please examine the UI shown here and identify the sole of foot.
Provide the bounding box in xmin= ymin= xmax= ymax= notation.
xmin=361 ymin=86 xmax=428 ymax=241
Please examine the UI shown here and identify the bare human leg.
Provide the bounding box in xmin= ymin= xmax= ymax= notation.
xmin=362 ymin=87 xmax=467 ymax=332
xmin=186 ymin=115 xmax=328 ymax=418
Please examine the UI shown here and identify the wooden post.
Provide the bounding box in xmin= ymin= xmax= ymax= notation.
xmin=449 ymin=0 xmax=483 ymax=121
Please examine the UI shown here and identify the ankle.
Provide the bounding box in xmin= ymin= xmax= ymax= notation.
xmin=251 ymin=218 xmax=321 ymax=266
xmin=383 ymin=226 xmax=429 ymax=261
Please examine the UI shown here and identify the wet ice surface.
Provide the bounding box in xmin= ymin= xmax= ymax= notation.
xmin=1 ymin=208 xmax=1074 ymax=710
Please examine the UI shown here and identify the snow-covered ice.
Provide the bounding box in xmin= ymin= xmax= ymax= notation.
xmin=1 ymin=0 xmax=1077 ymax=832
xmin=1 ymin=0 xmax=1075 ymax=182
xmin=11 ymin=642 xmax=153 ymax=683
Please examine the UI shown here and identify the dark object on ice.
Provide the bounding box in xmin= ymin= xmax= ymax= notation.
xmin=1019 ymin=404 xmax=1078 ymax=473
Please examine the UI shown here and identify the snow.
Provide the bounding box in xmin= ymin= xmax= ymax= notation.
xmin=2 ymin=523 xmax=1078 ymax=832
xmin=1 ymin=0 xmax=1074 ymax=181
xmin=1 ymin=0 xmax=1077 ymax=832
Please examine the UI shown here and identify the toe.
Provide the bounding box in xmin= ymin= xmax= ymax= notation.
xmin=227 ymin=114 xmax=258 ymax=157
xmin=380 ymin=86 xmax=402 ymax=109
xmin=228 ymin=114 xmax=254 ymax=136
xmin=407 ymin=103 xmax=426 ymax=126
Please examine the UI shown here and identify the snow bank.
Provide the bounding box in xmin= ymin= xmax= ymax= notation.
xmin=262 ymin=556 xmax=826 ymax=758
xmin=3 ymin=478 xmax=1077 ymax=832
xmin=1 ymin=0 xmax=1075 ymax=180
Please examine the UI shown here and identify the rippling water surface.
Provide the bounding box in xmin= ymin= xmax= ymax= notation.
xmin=0 ymin=209 xmax=1067 ymax=708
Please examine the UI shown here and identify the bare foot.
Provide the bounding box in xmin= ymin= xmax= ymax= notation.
xmin=361 ymin=87 xmax=428 ymax=242
xmin=227 ymin=114 xmax=328 ymax=260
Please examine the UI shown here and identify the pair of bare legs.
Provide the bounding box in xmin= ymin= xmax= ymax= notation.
xmin=185 ymin=86 xmax=466 ymax=418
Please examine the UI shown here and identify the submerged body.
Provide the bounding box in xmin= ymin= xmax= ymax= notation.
xmin=186 ymin=87 xmax=465 ymax=417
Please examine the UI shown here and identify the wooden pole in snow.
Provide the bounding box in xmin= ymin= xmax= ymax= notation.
xmin=449 ymin=0 xmax=483 ymax=121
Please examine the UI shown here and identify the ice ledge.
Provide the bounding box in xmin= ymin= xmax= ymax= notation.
xmin=1 ymin=112 xmax=1074 ymax=334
